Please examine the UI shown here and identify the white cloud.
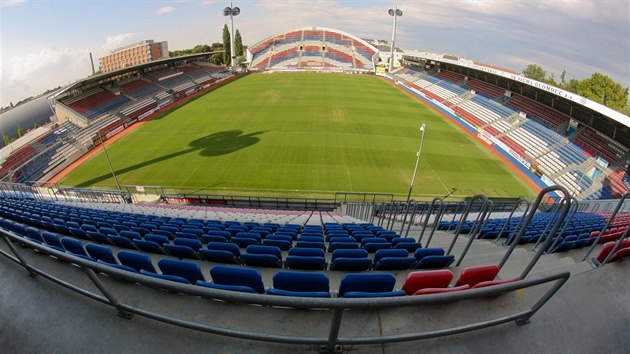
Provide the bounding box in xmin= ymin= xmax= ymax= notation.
xmin=1 ymin=33 xmax=138 ymax=107
xmin=2 ymin=0 xmax=27 ymax=8
xmin=201 ymin=0 xmax=216 ymax=5
xmin=100 ymin=33 xmax=139 ymax=53
xmin=156 ymin=6 xmax=176 ymax=15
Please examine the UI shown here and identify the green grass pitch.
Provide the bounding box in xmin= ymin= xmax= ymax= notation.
xmin=60 ymin=73 xmax=535 ymax=199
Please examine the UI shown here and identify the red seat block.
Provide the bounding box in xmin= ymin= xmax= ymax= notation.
xmin=402 ymin=269 xmax=453 ymax=295
xmin=455 ymin=264 xmax=500 ymax=287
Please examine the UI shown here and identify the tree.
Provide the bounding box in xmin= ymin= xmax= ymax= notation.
xmin=577 ymin=73 xmax=629 ymax=112
xmin=2 ymin=132 xmax=11 ymax=145
xmin=210 ymin=52 xmax=223 ymax=65
xmin=17 ymin=125 xmax=24 ymax=137
xmin=222 ymin=24 xmax=231 ymax=66
xmin=522 ymin=64 xmax=547 ymax=82
xmin=563 ymin=79 xmax=581 ymax=93
xmin=234 ymin=29 xmax=243 ymax=57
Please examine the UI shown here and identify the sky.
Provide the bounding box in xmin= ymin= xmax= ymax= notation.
xmin=1 ymin=0 xmax=628 ymax=108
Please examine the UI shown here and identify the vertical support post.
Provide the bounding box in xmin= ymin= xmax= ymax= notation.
xmin=1 ymin=231 xmax=38 ymax=277
xmin=324 ymin=308 xmax=344 ymax=353
xmin=83 ymin=268 xmax=133 ymax=319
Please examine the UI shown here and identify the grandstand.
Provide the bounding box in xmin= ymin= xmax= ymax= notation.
xmin=0 ymin=53 xmax=235 ymax=186
xmin=248 ymin=27 xmax=378 ymax=72
xmin=389 ymin=57 xmax=629 ymax=200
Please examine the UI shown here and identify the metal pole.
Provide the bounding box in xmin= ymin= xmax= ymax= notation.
xmin=99 ymin=132 xmax=121 ymax=191
xmin=406 ymin=124 xmax=426 ymax=202
xmin=388 ymin=6 xmax=398 ymax=72
xmin=229 ymin=3 xmax=236 ymax=74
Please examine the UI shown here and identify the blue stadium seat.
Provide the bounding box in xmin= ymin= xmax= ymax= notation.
xmin=173 ymin=238 xmax=203 ymax=252
xmin=285 ymin=247 xmax=326 ymax=270
xmin=119 ymin=230 xmax=142 ymax=241
xmin=86 ymin=231 xmax=110 ymax=244
xmin=175 ymin=231 xmax=199 ymax=240
xmin=330 ymin=249 xmax=372 ymax=271
xmin=98 ymin=227 xmax=118 ymax=236
xmin=61 ymin=237 xmax=92 ymax=259
xmin=267 ymin=271 xmax=331 ymax=298
xmin=262 ymin=234 xmax=293 ymax=250
xmin=162 ymin=244 xmax=199 ymax=260
xmin=132 ymin=239 xmax=165 ymax=254
xmin=373 ymin=249 xmax=416 ymax=270
xmin=338 ymin=273 xmax=406 ymax=298
xmin=42 ymin=231 xmax=65 ymax=252
xmin=198 ymin=242 xmax=241 ymax=264
xmin=232 ymin=233 xmax=261 ymax=248
xmin=86 ymin=243 xmax=117 ymax=264
xmin=117 ymin=250 xmax=156 ymax=273
xmin=25 ymin=227 xmax=44 ymax=244
xmin=108 ymin=235 xmax=136 ymax=249
xmin=145 ymin=234 xmax=170 ymax=245
xmin=198 ymin=265 xmax=265 ymax=293
xmin=155 ymin=258 xmax=205 ymax=285
xmin=241 ymin=245 xmax=282 ymax=268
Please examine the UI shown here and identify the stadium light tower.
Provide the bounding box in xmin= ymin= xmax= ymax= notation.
xmin=406 ymin=124 xmax=426 ymax=202
xmin=388 ymin=6 xmax=402 ymax=72
xmin=223 ymin=3 xmax=240 ymax=74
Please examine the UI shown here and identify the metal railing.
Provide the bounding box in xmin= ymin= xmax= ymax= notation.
xmin=497 ymin=185 xmax=572 ymax=279
xmin=582 ymin=192 xmax=630 ymax=261
xmin=0 ymin=228 xmax=570 ymax=352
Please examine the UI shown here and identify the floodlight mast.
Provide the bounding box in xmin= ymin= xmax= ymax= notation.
xmin=388 ymin=6 xmax=403 ymax=72
xmin=223 ymin=2 xmax=240 ymax=74
xmin=406 ymin=124 xmax=426 ymax=202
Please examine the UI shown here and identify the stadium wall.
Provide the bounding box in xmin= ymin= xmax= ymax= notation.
xmin=379 ymin=73 xmax=549 ymax=194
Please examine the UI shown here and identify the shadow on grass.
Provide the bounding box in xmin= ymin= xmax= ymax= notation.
xmin=76 ymin=130 xmax=265 ymax=187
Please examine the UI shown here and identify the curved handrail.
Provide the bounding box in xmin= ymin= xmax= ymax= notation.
xmin=0 ymin=228 xmax=570 ymax=351
xmin=446 ymin=194 xmax=489 ymax=255
xmin=455 ymin=199 xmax=492 ymax=266
xmin=421 ymin=198 xmax=446 ymax=247
xmin=404 ymin=201 xmax=423 ymax=237
xmin=448 ymin=201 xmax=467 ymax=231
xmin=544 ymin=197 xmax=579 ymax=254
xmin=528 ymin=199 xmax=564 ymax=249
xmin=582 ymin=192 xmax=630 ymax=261
xmin=498 ymin=185 xmax=571 ymax=275
xmin=399 ymin=200 xmax=416 ymax=236
xmin=494 ymin=197 xmax=530 ymax=244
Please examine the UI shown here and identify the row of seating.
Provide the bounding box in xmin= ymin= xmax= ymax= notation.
xmin=18 ymin=220 xmax=454 ymax=271
xmin=0 ymin=208 xmax=517 ymax=298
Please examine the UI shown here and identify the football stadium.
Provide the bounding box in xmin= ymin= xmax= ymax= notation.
xmin=1 ymin=5 xmax=629 ymax=354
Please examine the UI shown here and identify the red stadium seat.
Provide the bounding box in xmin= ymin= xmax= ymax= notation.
xmin=402 ymin=269 xmax=453 ymax=295
xmin=413 ymin=285 xmax=470 ymax=295
xmin=454 ymin=264 xmax=500 ymax=287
